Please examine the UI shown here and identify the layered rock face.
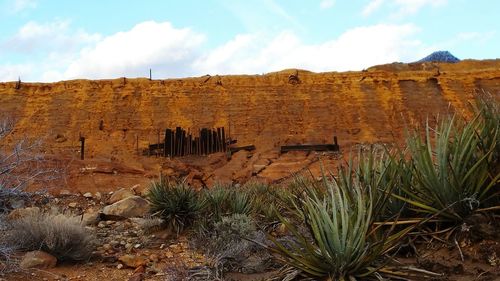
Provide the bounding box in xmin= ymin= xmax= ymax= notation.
xmin=1 ymin=60 xmax=499 ymax=186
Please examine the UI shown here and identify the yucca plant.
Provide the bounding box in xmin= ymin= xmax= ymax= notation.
xmin=228 ymin=190 xmax=254 ymax=215
xmin=147 ymin=177 xmax=205 ymax=234
xmin=395 ymin=116 xmax=499 ymax=222
xmin=242 ymin=182 xmax=288 ymax=222
xmin=342 ymin=148 xmax=413 ymax=219
xmin=266 ymin=174 xmax=413 ymax=280
xmin=203 ymin=184 xmax=231 ymax=221
xmin=474 ymin=92 xmax=499 ymax=176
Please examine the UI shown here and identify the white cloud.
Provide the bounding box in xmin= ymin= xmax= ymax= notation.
xmin=362 ymin=0 xmax=385 ymax=16
xmin=1 ymin=20 xmax=427 ymax=81
xmin=362 ymin=0 xmax=447 ymax=17
xmin=393 ymin=0 xmax=447 ymax=17
xmin=456 ymin=31 xmax=495 ymax=43
xmin=320 ymin=0 xmax=335 ymax=9
xmin=4 ymin=20 xmax=100 ymax=54
xmin=222 ymin=0 xmax=303 ymax=33
xmin=419 ymin=30 xmax=497 ymax=59
xmin=64 ymin=21 xmax=205 ymax=79
xmin=11 ymin=0 xmax=37 ymax=13
xmin=194 ymin=24 xmax=422 ymax=75
xmin=0 ymin=63 xmax=33 ymax=82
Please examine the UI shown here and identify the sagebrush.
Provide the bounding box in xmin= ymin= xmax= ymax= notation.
xmin=5 ymin=211 xmax=94 ymax=261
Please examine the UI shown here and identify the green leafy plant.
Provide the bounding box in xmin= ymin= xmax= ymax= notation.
xmin=267 ymin=174 xmax=412 ymax=280
xmin=341 ymin=148 xmax=412 ymax=219
xmin=243 ymin=181 xmax=293 ymax=223
xmin=203 ymin=184 xmax=231 ymax=222
xmin=228 ymin=190 xmax=254 ymax=216
xmin=395 ymin=116 xmax=499 ymax=222
xmin=474 ymin=92 xmax=499 ymax=175
xmin=147 ymin=177 xmax=205 ymax=234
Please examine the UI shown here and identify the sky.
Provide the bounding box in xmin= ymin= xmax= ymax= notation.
xmin=0 ymin=0 xmax=498 ymax=82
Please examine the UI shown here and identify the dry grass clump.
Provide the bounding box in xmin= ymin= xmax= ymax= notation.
xmin=0 ymin=222 xmax=16 ymax=273
xmin=5 ymin=211 xmax=94 ymax=261
xmin=136 ymin=215 xmax=165 ymax=234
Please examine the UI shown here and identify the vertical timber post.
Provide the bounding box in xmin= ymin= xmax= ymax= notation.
xmin=157 ymin=129 xmax=160 ymax=157
xmin=149 ymin=69 xmax=152 ymax=80
xmin=80 ymin=136 xmax=85 ymax=160
xmin=15 ymin=77 xmax=21 ymax=90
xmin=163 ymin=129 xmax=168 ymax=157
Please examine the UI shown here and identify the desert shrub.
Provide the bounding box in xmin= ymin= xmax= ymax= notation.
xmin=200 ymin=213 xmax=270 ymax=273
xmin=340 ymin=149 xmax=412 ymax=219
xmin=147 ymin=177 xmax=205 ymax=234
xmin=474 ymin=92 xmax=499 ymax=170
xmin=267 ymin=174 xmax=412 ymax=280
xmin=5 ymin=211 xmax=94 ymax=261
xmin=396 ymin=116 xmax=499 ymax=222
xmin=202 ymin=184 xmax=231 ymax=222
xmin=202 ymin=182 xmax=293 ymax=226
xmin=227 ymin=190 xmax=254 ymax=216
xmin=0 ymin=216 xmax=15 ymax=272
xmin=135 ymin=215 xmax=165 ymax=234
xmin=213 ymin=214 xmax=256 ymax=244
xmin=244 ymin=181 xmax=299 ymax=223
xmin=202 ymin=184 xmax=258 ymax=222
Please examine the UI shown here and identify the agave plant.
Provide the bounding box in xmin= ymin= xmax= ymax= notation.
xmin=267 ymin=174 xmax=412 ymax=280
xmin=147 ymin=177 xmax=205 ymax=234
xmin=395 ymin=116 xmax=499 ymax=222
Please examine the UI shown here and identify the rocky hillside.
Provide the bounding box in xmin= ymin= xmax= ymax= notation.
xmin=1 ymin=59 xmax=499 ymax=187
xmin=417 ymin=50 xmax=461 ymax=63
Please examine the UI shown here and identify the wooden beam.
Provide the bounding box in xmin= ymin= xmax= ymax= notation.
xmin=229 ymin=145 xmax=256 ymax=153
xmin=280 ymin=144 xmax=339 ymax=153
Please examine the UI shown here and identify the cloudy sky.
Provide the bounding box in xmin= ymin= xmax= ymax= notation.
xmin=0 ymin=0 xmax=498 ymax=82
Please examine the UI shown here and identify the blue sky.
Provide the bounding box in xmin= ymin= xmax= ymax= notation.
xmin=0 ymin=0 xmax=498 ymax=82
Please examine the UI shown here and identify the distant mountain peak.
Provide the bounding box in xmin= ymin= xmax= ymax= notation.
xmin=417 ymin=51 xmax=460 ymax=63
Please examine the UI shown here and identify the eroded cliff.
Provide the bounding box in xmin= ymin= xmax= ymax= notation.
xmin=1 ymin=60 xmax=499 ymax=189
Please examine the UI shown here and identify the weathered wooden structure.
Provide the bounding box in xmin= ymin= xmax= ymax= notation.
xmin=147 ymin=127 xmax=227 ymax=157
xmin=280 ymin=136 xmax=339 ymax=153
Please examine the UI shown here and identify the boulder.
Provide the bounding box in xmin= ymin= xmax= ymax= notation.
xmin=81 ymin=208 xmax=101 ymax=225
xmin=118 ymin=254 xmax=147 ymax=268
xmin=108 ymin=188 xmax=135 ymax=204
xmin=7 ymin=207 xmax=40 ymax=221
xmin=20 ymin=251 xmax=57 ymax=269
xmin=103 ymin=196 xmax=149 ymax=218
